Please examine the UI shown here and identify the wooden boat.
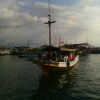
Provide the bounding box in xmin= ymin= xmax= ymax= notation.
xmin=37 ymin=56 xmax=79 ymax=72
xmin=35 ymin=46 xmax=79 ymax=72
xmin=34 ymin=0 xmax=79 ymax=72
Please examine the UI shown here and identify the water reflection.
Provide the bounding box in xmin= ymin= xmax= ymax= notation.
xmin=33 ymin=69 xmax=78 ymax=100
xmin=0 ymin=55 xmax=99 ymax=100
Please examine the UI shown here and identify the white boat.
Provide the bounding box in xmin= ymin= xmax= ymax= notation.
xmin=34 ymin=0 xmax=79 ymax=72
xmin=36 ymin=46 xmax=79 ymax=72
xmin=0 ymin=50 xmax=11 ymax=55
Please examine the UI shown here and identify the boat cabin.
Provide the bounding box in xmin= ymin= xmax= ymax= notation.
xmin=39 ymin=46 xmax=78 ymax=63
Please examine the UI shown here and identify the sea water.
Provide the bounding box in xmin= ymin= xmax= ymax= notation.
xmin=0 ymin=55 xmax=100 ymax=100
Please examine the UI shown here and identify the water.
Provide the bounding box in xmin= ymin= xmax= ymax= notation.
xmin=0 ymin=55 xmax=100 ymax=100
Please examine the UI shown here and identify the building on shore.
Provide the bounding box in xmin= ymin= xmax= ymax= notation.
xmin=61 ymin=42 xmax=93 ymax=55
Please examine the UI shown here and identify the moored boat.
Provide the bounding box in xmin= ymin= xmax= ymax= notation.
xmin=34 ymin=46 xmax=79 ymax=72
xmin=33 ymin=0 xmax=79 ymax=73
xmin=0 ymin=49 xmax=11 ymax=55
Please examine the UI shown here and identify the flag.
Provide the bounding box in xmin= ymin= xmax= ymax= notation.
xmin=60 ymin=41 xmax=64 ymax=45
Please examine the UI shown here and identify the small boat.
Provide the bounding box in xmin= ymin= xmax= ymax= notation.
xmin=34 ymin=0 xmax=79 ymax=72
xmin=0 ymin=49 xmax=11 ymax=55
xmin=35 ymin=46 xmax=79 ymax=72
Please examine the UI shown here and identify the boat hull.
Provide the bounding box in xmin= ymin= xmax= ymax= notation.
xmin=37 ymin=55 xmax=79 ymax=72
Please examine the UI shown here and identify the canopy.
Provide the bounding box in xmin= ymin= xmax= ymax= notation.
xmin=60 ymin=48 xmax=77 ymax=52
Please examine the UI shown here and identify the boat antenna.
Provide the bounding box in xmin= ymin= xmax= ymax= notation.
xmin=44 ymin=0 xmax=56 ymax=46
xmin=48 ymin=0 xmax=51 ymax=15
xmin=27 ymin=40 xmax=30 ymax=48
xmin=87 ymin=35 xmax=88 ymax=43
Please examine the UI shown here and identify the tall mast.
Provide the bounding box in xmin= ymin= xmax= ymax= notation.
xmin=27 ymin=40 xmax=30 ymax=48
xmin=48 ymin=0 xmax=50 ymax=15
xmin=45 ymin=0 xmax=56 ymax=46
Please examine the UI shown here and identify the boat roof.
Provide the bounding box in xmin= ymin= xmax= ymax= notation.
xmin=41 ymin=46 xmax=59 ymax=51
xmin=60 ymin=48 xmax=77 ymax=52
xmin=41 ymin=46 xmax=77 ymax=52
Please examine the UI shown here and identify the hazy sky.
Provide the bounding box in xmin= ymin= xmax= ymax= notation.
xmin=0 ymin=0 xmax=100 ymax=47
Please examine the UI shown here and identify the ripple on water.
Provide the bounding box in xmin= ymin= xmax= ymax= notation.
xmin=0 ymin=55 xmax=100 ymax=100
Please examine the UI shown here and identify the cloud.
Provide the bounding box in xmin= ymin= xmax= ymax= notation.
xmin=0 ymin=0 xmax=100 ymax=47
xmin=30 ymin=1 xmax=100 ymax=46
xmin=0 ymin=1 xmax=48 ymax=46
xmin=18 ymin=1 xmax=28 ymax=6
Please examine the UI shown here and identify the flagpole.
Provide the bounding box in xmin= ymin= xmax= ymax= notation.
xmin=59 ymin=36 xmax=61 ymax=47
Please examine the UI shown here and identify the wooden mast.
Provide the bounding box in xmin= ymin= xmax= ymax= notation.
xmin=44 ymin=0 xmax=56 ymax=46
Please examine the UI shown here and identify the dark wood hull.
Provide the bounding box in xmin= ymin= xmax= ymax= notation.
xmin=37 ymin=61 xmax=78 ymax=73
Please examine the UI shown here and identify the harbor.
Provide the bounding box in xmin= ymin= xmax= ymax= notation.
xmin=0 ymin=42 xmax=100 ymax=100
xmin=0 ymin=54 xmax=100 ymax=100
xmin=0 ymin=0 xmax=100 ymax=100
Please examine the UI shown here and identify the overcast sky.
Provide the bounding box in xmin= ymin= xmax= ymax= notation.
xmin=0 ymin=0 xmax=100 ymax=47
